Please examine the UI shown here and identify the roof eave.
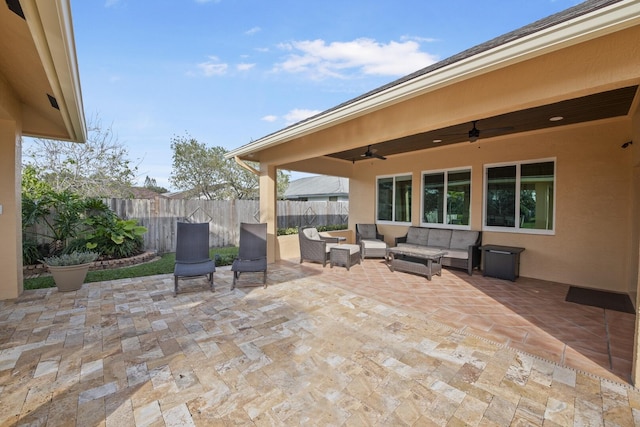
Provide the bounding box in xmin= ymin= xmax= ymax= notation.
xmin=225 ymin=0 xmax=640 ymax=160
xmin=22 ymin=0 xmax=86 ymax=142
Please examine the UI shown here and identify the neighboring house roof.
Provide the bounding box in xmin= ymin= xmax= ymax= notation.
xmin=284 ymin=176 xmax=349 ymax=199
xmin=226 ymin=0 xmax=633 ymax=160
xmin=128 ymin=187 xmax=168 ymax=199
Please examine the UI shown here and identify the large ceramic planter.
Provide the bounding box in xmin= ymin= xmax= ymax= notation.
xmin=47 ymin=263 xmax=92 ymax=292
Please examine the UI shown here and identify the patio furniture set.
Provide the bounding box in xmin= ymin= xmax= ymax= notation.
xmin=299 ymin=224 xmax=486 ymax=280
xmin=174 ymin=221 xmax=267 ymax=295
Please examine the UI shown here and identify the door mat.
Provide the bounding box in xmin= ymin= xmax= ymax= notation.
xmin=565 ymin=286 xmax=635 ymax=314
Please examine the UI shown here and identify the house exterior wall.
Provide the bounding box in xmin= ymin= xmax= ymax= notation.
xmin=350 ymin=119 xmax=633 ymax=292
xmin=268 ymin=27 xmax=640 ymax=293
xmin=0 ymin=111 xmax=24 ymax=300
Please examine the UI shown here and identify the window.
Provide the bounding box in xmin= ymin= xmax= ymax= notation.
xmin=422 ymin=169 xmax=471 ymax=228
xmin=484 ymin=159 xmax=555 ymax=234
xmin=377 ymin=174 xmax=412 ymax=223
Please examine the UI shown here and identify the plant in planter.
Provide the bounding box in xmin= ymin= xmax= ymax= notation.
xmin=42 ymin=251 xmax=99 ymax=292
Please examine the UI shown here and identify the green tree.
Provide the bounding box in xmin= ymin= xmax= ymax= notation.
xmin=143 ymin=176 xmax=168 ymax=194
xmin=169 ymin=133 xmax=289 ymax=200
xmin=23 ymin=114 xmax=138 ymax=198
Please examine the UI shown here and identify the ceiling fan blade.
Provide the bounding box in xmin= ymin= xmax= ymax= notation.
xmin=359 ymin=145 xmax=386 ymax=160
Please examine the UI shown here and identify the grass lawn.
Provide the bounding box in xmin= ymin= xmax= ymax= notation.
xmin=24 ymin=247 xmax=239 ymax=290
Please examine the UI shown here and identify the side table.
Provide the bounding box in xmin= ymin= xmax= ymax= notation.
xmin=480 ymin=245 xmax=525 ymax=281
xmin=330 ymin=244 xmax=361 ymax=270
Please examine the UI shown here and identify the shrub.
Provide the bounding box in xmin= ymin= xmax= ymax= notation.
xmin=276 ymin=224 xmax=348 ymax=236
xmin=22 ymin=187 xmax=147 ymax=262
xmin=42 ymin=251 xmax=99 ymax=266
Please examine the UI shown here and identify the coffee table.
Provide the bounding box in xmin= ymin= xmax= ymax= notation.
xmin=386 ymin=247 xmax=447 ymax=280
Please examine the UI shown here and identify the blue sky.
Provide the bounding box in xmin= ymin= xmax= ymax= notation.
xmin=47 ymin=0 xmax=579 ymax=190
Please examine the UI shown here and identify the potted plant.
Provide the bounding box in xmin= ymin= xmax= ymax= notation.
xmin=42 ymin=251 xmax=99 ymax=292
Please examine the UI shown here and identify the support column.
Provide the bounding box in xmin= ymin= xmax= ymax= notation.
xmin=259 ymin=163 xmax=277 ymax=263
xmin=0 ymin=119 xmax=23 ymax=299
xmin=630 ymin=108 xmax=640 ymax=386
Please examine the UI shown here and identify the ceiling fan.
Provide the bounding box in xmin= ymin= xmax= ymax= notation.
xmin=361 ymin=145 xmax=386 ymax=160
xmin=443 ymin=120 xmax=514 ymax=142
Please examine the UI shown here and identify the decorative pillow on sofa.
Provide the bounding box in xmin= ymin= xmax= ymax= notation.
xmin=449 ymin=230 xmax=479 ymax=250
xmin=406 ymin=227 xmax=429 ymax=245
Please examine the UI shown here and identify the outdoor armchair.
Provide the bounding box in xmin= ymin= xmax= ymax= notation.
xmin=231 ymin=222 xmax=267 ymax=289
xmin=356 ymin=223 xmax=388 ymax=259
xmin=299 ymin=227 xmax=339 ymax=266
xmin=173 ymin=222 xmax=216 ymax=295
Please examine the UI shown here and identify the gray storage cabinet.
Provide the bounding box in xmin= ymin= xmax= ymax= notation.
xmin=481 ymin=245 xmax=525 ymax=281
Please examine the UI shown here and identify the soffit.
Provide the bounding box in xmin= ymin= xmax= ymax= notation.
xmin=0 ymin=0 xmax=85 ymax=141
xmin=327 ymin=85 xmax=639 ymax=162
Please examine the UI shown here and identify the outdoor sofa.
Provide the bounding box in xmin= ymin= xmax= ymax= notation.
xmin=393 ymin=226 xmax=482 ymax=275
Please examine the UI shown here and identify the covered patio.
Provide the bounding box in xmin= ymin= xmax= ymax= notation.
xmin=0 ymin=260 xmax=637 ymax=425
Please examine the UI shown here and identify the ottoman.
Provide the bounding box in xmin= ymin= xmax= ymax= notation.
xmin=330 ymin=244 xmax=361 ymax=270
xmin=360 ymin=239 xmax=388 ymax=259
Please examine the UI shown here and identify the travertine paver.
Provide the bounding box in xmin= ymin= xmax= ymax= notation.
xmin=0 ymin=261 xmax=639 ymax=426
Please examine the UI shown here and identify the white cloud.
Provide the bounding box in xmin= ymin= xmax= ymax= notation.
xmin=274 ymin=38 xmax=438 ymax=79
xmin=245 ymin=27 xmax=261 ymax=36
xmin=237 ymin=63 xmax=256 ymax=71
xmin=401 ymin=35 xmax=438 ymax=43
xmin=283 ymin=108 xmax=322 ymax=124
xmin=104 ymin=0 xmax=121 ymax=7
xmin=197 ymin=56 xmax=228 ymax=76
xmin=261 ymin=115 xmax=278 ymax=122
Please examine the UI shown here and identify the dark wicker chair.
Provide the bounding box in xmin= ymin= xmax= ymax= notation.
xmin=173 ymin=222 xmax=216 ymax=296
xmin=299 ymin=227 xmax=340 ymax=266
xmin=231 ymin=223 xmax=267 ymax=289
xmin=356 ymin=223 xmax=388 ymax=259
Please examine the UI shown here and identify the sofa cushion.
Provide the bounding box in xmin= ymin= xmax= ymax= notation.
xmin=357 ymin=224 xmax=377 ymax=239
xmin=361 ymin=239 xmax=387 ymax=249
xmin=406 ymin=227 xmax=429 ymax=245
xmin=444 ymin=248 xmax=469 ymax=260
xmin=449 ymin=230 xmax=479 ymax=250
xmin=427 ymin=229 xmax=452 ymax=248
xmin=325 ymin=243 xmax=338 ymax=253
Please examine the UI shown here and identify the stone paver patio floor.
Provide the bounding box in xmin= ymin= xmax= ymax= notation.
xmin=1 ymin=259 xmax=639 ymax=425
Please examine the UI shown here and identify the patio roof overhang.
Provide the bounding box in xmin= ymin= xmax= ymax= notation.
xmin=225 ymin=0 xmax=640 ymax=167
xmin=0 ymin=0 xmax=86 ymax=142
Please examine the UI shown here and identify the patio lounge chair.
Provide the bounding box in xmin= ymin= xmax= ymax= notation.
xmin=231 ymin=222 xmax=267 ymax=289
xmin=173 ymin=222 xmax=216 ymax=296
xmin=356 ymin=223 xmax=388 ymax=259
xmin=299 ymin=227 xmax=340 ymax=266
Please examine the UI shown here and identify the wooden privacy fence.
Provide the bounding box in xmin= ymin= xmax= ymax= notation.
xmin=106 ymin=198 xmax=349 ymax=254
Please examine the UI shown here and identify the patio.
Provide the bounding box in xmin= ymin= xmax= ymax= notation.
xmin=1 ymin=260 xmax=639 ymax=426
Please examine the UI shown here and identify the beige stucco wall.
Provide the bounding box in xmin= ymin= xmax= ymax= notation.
xmin=349 ymin=119 xmax=633 ymax=292
xmin=0 ymin=120 xmax=24 ymax=300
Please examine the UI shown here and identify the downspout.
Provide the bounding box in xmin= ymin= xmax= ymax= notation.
xmin=234 ymin=156 xmax=259 ymax=176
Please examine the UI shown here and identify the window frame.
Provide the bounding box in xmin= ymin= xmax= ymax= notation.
xmin=420 ymin=167 xmax=473 ymax=230
xmin=376 ymin=172 xmax=413 ymax=225
xmin=483 ymin=158 xmax=556 ymax=235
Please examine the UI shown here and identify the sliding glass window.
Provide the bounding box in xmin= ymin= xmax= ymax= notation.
xmin=484 ymin=159 xmax=555 ymax=234
xmin=422 ymin=169 xmax=471 ymax=228
xmin=376 ymin=174 xmax=412 ymax=224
